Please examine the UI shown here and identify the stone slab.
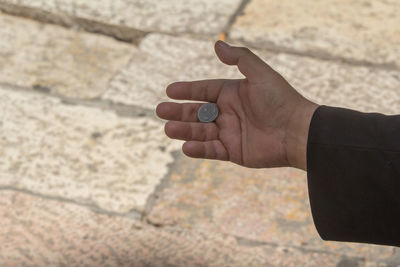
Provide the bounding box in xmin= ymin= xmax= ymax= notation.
xmin=146 ymin=155 xmax=399 ymax=263
xmin=269 ymin=53 xmax=400 ymax=115
xmin=230 ymin=0 xmax=400 ymax=67
xmin=0 ymin=85 xmax=181 ymax=213
xmin=104 ymin=34 xmax=400 ymax=115
xmin=0 ymin=13 xmax=134 ymax=99
xmin=0 ymin=190 xmax=360 ymax=266
xmin=103 ymin=34 xmax=243 ymax=110
xmin=0 ymin=0 xmax=241 ymax=35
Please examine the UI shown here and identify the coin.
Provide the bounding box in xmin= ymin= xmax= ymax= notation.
xmin=198 ymin=103 xmax=219 ymax=122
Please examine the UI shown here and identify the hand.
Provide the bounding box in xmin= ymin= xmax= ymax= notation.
xmin=156 ymin=41 xmax=319 ymax=170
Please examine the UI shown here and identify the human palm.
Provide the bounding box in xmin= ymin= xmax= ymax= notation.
xmin=156 ymin=41 xmax=317 ymax=169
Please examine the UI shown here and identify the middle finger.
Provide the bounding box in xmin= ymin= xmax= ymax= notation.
xmin=156 ymin=102 xmax=205 ymax=122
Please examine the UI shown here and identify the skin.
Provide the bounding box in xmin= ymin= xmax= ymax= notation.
xmin=156 ymin=41 xmax=319 ymax=171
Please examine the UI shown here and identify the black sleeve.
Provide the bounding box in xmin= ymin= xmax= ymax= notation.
xmin=306 ymin=105 xmax=400 ymax=247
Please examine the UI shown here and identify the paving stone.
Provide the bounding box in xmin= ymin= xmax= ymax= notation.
xmin=146 ymin=155 xmax=398 ymax=262
xmin=230 ymin=0 xmax=400 ymax=67
xmin=0 ymin=84 xmax=181 ymax=213
xmin=0 ymin=13 xmax=134 ymax=99
xmin=0 ymin=0 xmax=241 ymax=35
xmin=0 ymin=190 xmax=354 ymax=266
xmin=104 ymin=34 xmax=400 ymax=115
xmin=102 ymin=34 xmax=400 ymax=257
xmin=103 ymin=34 xmax=242 ymax=110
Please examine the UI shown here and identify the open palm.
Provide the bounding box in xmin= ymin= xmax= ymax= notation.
xmin=156 ymin=41 xmax=317 ymax=169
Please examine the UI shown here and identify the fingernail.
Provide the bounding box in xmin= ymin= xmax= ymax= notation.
xmin=218 ymin=40 xmax=231 ymax=49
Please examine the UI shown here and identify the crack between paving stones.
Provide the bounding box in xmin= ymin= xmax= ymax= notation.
xmin=0 ymin=2 xmax=147 ymax=45
xmin=0 ymin=186 xmax=143 ymax=219
xmin=0 ymin=82 xmax=155 ymax=119
xmin=234 ymin=236 xmax=370 ymax=260
xmin=235 ymin=236 xmax=338 ymax=255
xmin=141 ymin=150 xmax=182 ymax=225
xmin=60 ymin=97 xmax=155 ymax=119
xmin=0 ymin=188 xmax=212 ymax=233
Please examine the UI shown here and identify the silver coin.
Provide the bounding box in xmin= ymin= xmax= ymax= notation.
xmin=198 ymin=103 xmax=219 ymax=122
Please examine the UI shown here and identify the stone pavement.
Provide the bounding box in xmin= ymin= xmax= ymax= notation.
xmin=0 ymin=0 xmax=400 ymax=266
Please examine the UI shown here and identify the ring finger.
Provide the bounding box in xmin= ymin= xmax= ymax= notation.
xmin=165 ymin=121 xmax=219 ymax=141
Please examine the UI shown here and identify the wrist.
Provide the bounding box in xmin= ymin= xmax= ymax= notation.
xmin=285 ymin=99 xmax=319 ymax=171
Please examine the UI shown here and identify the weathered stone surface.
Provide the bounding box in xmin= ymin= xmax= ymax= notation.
xmin=0 ymin=13 xmax=134 ymax=98
xmin=146 ymin=155 xmax=399 ymax=263
xmin=1 ymin=2 xmax=399 ymax=264
xmin=230 ymin=0 xmax=400 ymax=67
xmin=0 ymin=85 xmax=180 ymax=213
xmin=0 ymin=190 xmax=360 ymax=266
xmin=104 ymin=34 xmax=400 ymax=115
xmin=0 ymin=0 xmax=241 ymax=35
xmin=103 ymin=34 xmax=242 ymax=110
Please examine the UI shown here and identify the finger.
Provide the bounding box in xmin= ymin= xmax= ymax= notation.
xmin=182 ymin=140 xmax=229 ymax=161
xmin=214 ymin=40 xmax=272 ymax=82
xmin=166 ymin=79 xmax=229 ymax=102
xmin=165 ymin=121 xmax=219 ymax=141
xmin=156 ymin=102 xmax=203 ymax=122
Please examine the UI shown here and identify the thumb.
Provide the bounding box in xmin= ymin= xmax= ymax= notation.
xmin=214 ymin=40 xmax=270 ymax=82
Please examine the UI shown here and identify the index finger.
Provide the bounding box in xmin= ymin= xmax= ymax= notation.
xmin=166 ymin=79 xmax=235 ymax=102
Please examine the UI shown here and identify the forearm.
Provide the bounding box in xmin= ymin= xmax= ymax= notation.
xmin=305 ymin=105 xmax=400 ymax=246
